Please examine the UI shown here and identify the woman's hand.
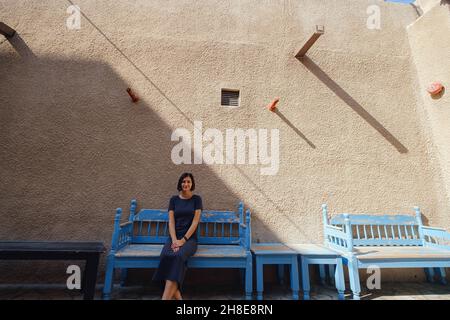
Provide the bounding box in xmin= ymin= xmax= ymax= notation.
xmin=173 ymin=239 xmax=185 ymax=248
xmin=171 ymin=238 xmax=185 ymax=252
xmin=171 ymin=239 xmax=179 ymax=252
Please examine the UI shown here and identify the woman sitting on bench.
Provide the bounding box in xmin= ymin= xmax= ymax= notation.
xmin=152 ymin=172 xmax=203 ymax=300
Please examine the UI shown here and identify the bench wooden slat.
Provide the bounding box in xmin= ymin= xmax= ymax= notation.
xmin=286 ymin=243 xmax=341 ymax=256
xmin=410 ymin=225 xmax=416 ymax=239
xmin=115 ymin=244 xmax=247 ymax=258
xmin=251 ymin=243 xmax=297 ymax=254
xmin=331 ymin=214 xmax=417 ymax=225
xmin=163 ymin=222 xmax=168 ymax=235
xmin=353 ymin=246 xmax=450 ymax=260
xmin=353 ymin=239 xmax=423 ymax=246
xmin=135 ymin=210 xmax=240 ymax=223
xmin=135 ymin=210 xmax=168 ymax=220
xmin=0 ymin=241 xmax=105 ymax=253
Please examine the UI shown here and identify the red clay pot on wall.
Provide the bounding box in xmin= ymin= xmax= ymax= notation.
xmin=426 ymin=82 xmax=444 ymax=96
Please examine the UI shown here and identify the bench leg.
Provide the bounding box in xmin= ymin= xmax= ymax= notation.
xmin=256 ymin=257 xmax=263 ymax=300
xmin=301 ymin=257 xmax=310 ymax=300
xmin=319 ymin=264 xmax=326 ymax=285
xmin=347 ymin=259 xmax=361 ymax=300
xmin=120 ymin=269 xmax=128 ymax=287
xmin=277 ymin=264 xmax=285 ymax=285
xmin=424 ymin=268 xmax=435 ymax=283
xmin=245 ymin=256 xmax=253 ymax=300
xmin=102 ymin=255 xmax=115 ymax=300
xmin=435 ymin=268 xmax=447 ymax=285
xmin=334 ymin=260 xmax=345 ymax=300
xmin=290 ymin=257 xmax=299 ymax=300
xmin=328 ymin=264 xmax=335 ymax=285
xmin=84 ymin=254 xmax=100 ymax=300
xmin=239 ymin=269 xmax=245 ymax=286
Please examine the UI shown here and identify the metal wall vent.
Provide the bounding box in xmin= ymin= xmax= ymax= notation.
xmin=221 ymin=89 xmax=240 ymax=107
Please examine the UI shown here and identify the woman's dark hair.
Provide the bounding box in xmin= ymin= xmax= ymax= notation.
xmin=177 ymin=172 xmax=195 ymax=191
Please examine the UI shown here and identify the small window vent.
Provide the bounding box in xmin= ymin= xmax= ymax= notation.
xmin=221 ymin=89 xmax=240 ymax=107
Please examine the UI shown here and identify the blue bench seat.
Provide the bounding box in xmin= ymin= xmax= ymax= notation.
xmin=115 ymin=244 xmax=248 ymax=259
xmin=350 ymin=246 xmax=450 ymax=262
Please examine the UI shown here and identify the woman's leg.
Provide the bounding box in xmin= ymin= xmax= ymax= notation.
xmin=162 ymin=280 xmax=178 ymax=300
xmin=174 ymin=289 xmax=182 ymax=300
xmin=160 ymin=239 xmax=197 ymax=300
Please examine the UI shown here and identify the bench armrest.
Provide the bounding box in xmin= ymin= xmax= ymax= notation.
xmin=120 ymin=221 xmax=133 ymax=228
xmin=109 ymin=208 xmax=133 ymax=253
xmin=239 ymin=208 xmax=251 ymax=251
xmin=117 ymin=222 xmax=133 ymax=250
xmin=422 ymin=226 xmax=446 ymax=232
xmin=324 ymin=225 xmax=352 ymax=252
xmin=422 ymin=226 xmax=450 ymax=250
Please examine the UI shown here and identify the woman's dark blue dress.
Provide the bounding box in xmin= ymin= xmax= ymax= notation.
xmin=152 ymin=194 xmax=202 ymax=291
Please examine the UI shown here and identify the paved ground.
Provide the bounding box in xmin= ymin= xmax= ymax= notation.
xmin=0 ymin=282 xmax=449 ymax=300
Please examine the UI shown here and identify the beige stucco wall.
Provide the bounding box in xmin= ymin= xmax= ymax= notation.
xmin=407 ymin=1 xmax=450 ymax=228
xmin=0 ymin=0 xmax=448 ymax=285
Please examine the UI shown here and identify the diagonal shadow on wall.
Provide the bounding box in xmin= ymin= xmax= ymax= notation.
xmin=298 ymin=56 xmax=409 ymax=154
xmin=273 ymin=109 xmax=316 ymax=148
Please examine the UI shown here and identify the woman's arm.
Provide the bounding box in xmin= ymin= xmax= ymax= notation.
xmin=174 ymin=209 xmax=201 ymax=247
xmin=168 ymin=210 xmax=177 ymax=244
xmin=183 ymin=209 xmax=201 ymax=240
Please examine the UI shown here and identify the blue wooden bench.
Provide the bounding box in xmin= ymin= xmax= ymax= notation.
xmin=322 ymin=204 xmax=450 ymax=300
xmin=102 ymin=199 xmax=252 ymax=299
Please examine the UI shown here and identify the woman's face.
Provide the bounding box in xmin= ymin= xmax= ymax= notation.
xmin=181 ymin=176 xmax=192 ymax=192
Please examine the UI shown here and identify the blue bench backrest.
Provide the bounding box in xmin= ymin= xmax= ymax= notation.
xmin=323 ymin=204 xmax=424 ymax=247
xmin=113 ymin=199 xmax=251 ymax=250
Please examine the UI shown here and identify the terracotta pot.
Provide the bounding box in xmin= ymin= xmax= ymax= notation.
xmin=426 ymin=82 xmax=444 ymax=96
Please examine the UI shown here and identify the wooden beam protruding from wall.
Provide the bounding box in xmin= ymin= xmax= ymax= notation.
xmin=295 ymin=25 xmax=324 ymax=59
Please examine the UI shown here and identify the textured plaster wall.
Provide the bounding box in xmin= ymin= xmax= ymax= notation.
xmin=407 ymin=1 xmax=450 ymax=229
xmin=0 ymin=0 xmax=448 ymax=284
